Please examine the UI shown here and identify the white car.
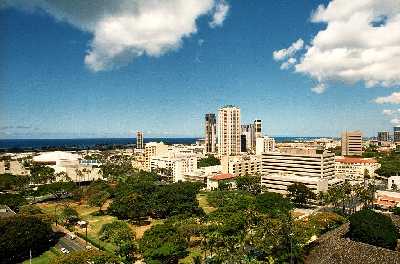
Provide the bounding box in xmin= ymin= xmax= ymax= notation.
xmin=61 ymin=247 xmax=70 ymax=254
xmin=69 ymin=233 xmax=76 ymax=240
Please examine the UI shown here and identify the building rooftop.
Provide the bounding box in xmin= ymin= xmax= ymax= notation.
xmin=335 ymin=157 xmax=378 ymax=164
xmin=33 ymin=151 xmax=80 ymax=163
xmin=211 ymin=173 xmax=235 ymax=181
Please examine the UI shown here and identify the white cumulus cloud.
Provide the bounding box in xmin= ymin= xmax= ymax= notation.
xmin=2 ymin=0 xmax=230 ymax=72
xmin=391 ymin=118 xmax=400 ymax=126
xmin=273 ymin=0 xmax=400 ymax=93
xmin=273 ymin=39 xmax=304 ymax=61
xmin=209 ymin=0 xmax=229 ymax=28
xmin=383 ymin=109 xmax=396 ymax=115
xmin=311 ymin=83 xmax=326 ymax=94
xmin=375 ymin=92 xmax=400 ymax=104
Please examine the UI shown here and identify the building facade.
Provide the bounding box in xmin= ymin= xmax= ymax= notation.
xmin=241 ymin=124 xmax=255 ymax=152
xmin=335 ymin=156 xmax=381 ymax=181
xmin=144 ymin=142 xmax=169 ymax=170
xmin=205 ymin=113 xmax=217 ymax=153
xmin=218 ymin=106 xmax=241 ymax=156
xmin=260 ymin=150 xmax=339 ymax=194
xmin=254 ymin=119 xmax=262 ymax=140
xmin=221 ymin=155 xmax=262 ymax=177
xmin=255 ymin=136 xmax=276 ymax=155
xmin=136 ymin=131 xmax=144 ymax=149
xmin=394 ymin=127 xmax=400 ymax=143
xmin=341 ymin=131 xmax=363 ymax=156
xmin=377 ymin=131 xmax=390 ymax=142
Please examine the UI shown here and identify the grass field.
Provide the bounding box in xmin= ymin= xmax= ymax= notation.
xmin=22 ymin=247 xmax=61 ymax=264
xmin=197 ymin=192 xmax=216 ymax=214
xmin=37 ymin=201 xmax=164 ymax=252
xmin=38 ymin=201 xmax=118 ymax=252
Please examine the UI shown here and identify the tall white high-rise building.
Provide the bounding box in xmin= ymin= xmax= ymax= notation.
xmin=218 ymin=105 xmax=241 ymax=156
xmin=136 ymin=131 xmax=144 ymax=149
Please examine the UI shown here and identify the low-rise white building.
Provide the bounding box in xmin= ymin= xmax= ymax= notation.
xmin=207 ymin=173 xmax=236 ymax=190
xmin=221 ymin=155 xmax=262 ymax=177
xmin=260 ymin=150 xmax=340 ymax=194
xmin=261 ymin=173 xmax=342 ymax=195
xmin=255 ymin=136 xmax=276 ymax=155
xmin=150 ymin=155 xmax=197 ymax=182
xmin=335 ymin=156 xmax=381 ymax=181
xmin=33 ymin=151 xmax=102 ymax=182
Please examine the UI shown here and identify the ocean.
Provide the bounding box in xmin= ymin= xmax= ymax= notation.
xmin=0 ymin=137 xmax=324 ymax=151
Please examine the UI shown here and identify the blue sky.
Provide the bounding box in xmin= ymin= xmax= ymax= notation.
xmin=1 ymin=0 xmax=399 ymax=139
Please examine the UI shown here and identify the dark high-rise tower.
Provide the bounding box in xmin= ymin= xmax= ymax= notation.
xmin=205 ymin=113 xmax=217 ymax=153
xmin=394 ymin=127 xmax=400 ymax=143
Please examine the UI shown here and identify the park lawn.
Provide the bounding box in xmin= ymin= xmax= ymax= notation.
xmin=197 ymin=193 xmax=216 ymax=214
xmin=36 ymin=201 xmax=165 ymax=252
xmin=22 ymin=247 xmax=61 ymax=264
xmin=179 ymin=246 xmax=202 ymax=264
xmin=37 ymin=201 xmax=118 ymax=252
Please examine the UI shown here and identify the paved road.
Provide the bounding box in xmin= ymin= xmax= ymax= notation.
xmin=57 ymin=235 xmax=86 ymax=253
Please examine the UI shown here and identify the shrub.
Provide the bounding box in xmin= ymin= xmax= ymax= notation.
xmin=348 ymin=209 xmax=399 ymax=249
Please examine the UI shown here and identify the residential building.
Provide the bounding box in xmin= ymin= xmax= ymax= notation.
xmin=388 ymin=176 xmax=400 ymax=191
xmin=150 ymin=155 xmax=197 ymax=182
xmin=335 ymin=156 xmax=381 ymax=181
xmin=218 ymin=106 xmax=241 ymax=156
xmin=374 ymin=190 xmax=400 ymax=209
xmin=241 ymin=124 xmax=255 ymax=152
xmin=144 ymin=142 xmax=169 ymax=170
xmin=256 ymin=136 xmax=276 ymax=155
xmin=394 ymin=127 xmax=400 ymax=143
xmin=183 ymin=165 xmax=222 ymax=184
xmin=205 ymin=113 xmax=217 ymax=153
xmin=260 ymin=150 xmax=340 ymax=194
xmin=254 ymin=119 xmax=262 ymax=140
xmin=0 ymin=160 xmax=30 ymax=176
xmin=136 ymin=131 xmax=144 ymax=149
xmin=221 ymin=155 xmax=262 ymax=177
xmin=240 ymin=134 xmax=247 ymax=152
xmin=207 ymin=173 xmax=236 ymax=190
xmin=341 ymin=131 xmax=363 ymax=156
xmin=377 ymin=131 xmax=390 ymax=142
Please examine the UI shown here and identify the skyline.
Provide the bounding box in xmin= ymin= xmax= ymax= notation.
xmin=1 ymin=0 xmax=400 ymax=139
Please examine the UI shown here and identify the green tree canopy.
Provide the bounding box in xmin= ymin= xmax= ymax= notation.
xmin=235 ymin=175 xmax=261 ymax=195
xmin=140 ymin=223 xmax=188 ymax=264
xmin=287 ymin=183 xmax=316 ymax=207
xmin=0 ymin=193 xmax=26 ymax=212
xmin=0 ymin=215 xmax=53 ymax=263
xmin=30 ymin=164 xmax=55 ymax=184
xmin=99 ymin=220 xmax=136 ymax=262
xmin=197 ymin=155 xmax=220 ymax=168
xmin=255 ymin=192 xmax=293 ymax=217
xmin=0 ymin=173 xmax=29 ymax=191
xmin=348 ymin=209 xmax=399 ymax=249
xmin=59 ymin=206 xmax=79 ymax=226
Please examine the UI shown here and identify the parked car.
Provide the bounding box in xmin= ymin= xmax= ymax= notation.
xmin=61 ymin=247 xmax=70 ymax=254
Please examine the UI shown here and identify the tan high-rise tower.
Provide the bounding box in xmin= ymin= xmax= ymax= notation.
xmin=341 ymin=131 xmax=362 ymax=156
xmin=218 ymin=106 xmax=241 ymax=156
xmin=136 ymin=131 xmax=144 ymax=149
